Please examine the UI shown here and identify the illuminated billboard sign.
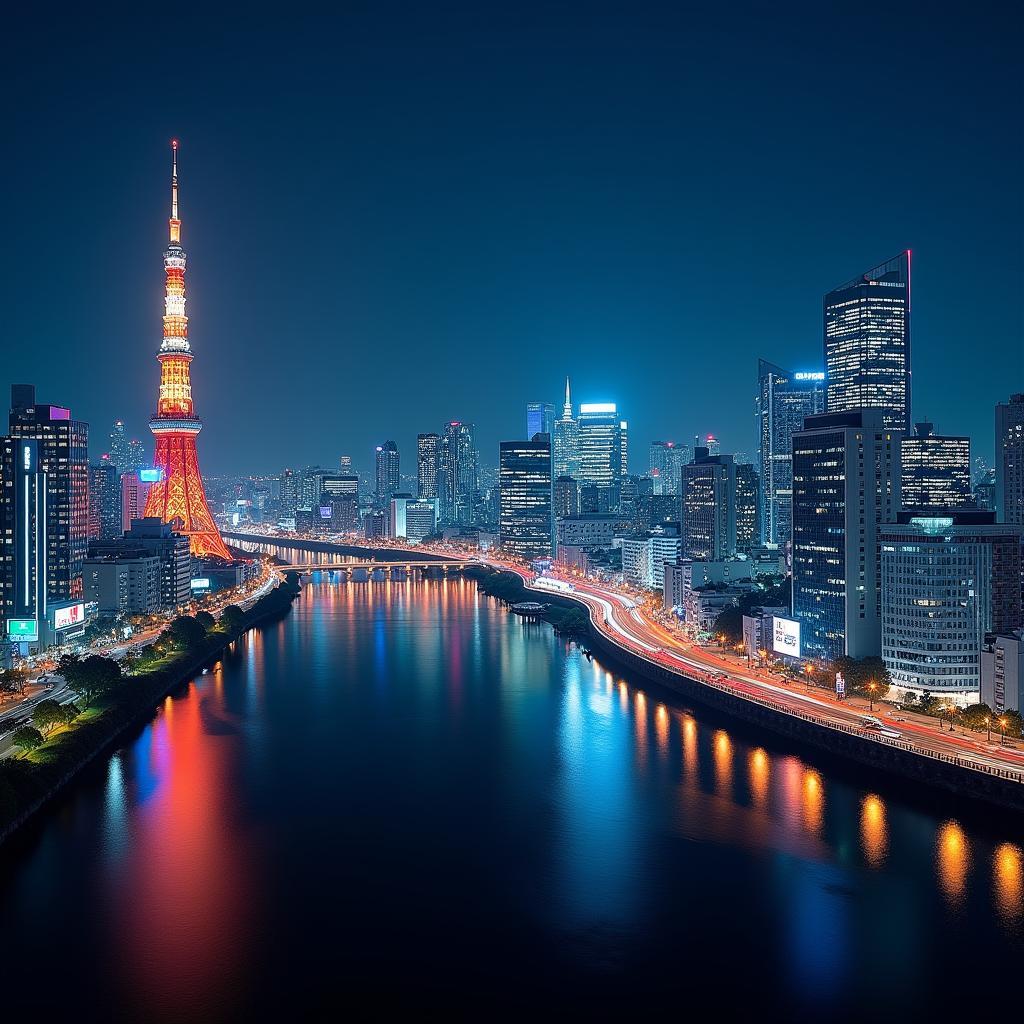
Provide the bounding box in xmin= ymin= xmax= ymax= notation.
xmin=7 ymin=618 xmax=38 ymax=642
xmin=772 ymin=617 xmax=801 ymax=658
xmin=319 ymin=506 xmax=333 ymax=519
xmin=139 ymin=468 xmax=164 ymax=482
xmin=53 ymin=603 xmax=85 ymax=631
xmin=191 ymin=578 xmax=211 ymax=590
xmin=793 ymin=372 xmax=825 ymax=381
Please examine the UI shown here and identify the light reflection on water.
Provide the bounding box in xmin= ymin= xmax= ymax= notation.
xmin=1 ymin=570 xmax=1021 ymax=1017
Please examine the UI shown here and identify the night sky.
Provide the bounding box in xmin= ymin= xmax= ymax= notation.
xmin=5 ymin=5 xmax=1021 ymax=476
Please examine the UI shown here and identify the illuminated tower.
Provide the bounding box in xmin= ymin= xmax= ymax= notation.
xmin=143 ymin=141 xmax=231 ymax=561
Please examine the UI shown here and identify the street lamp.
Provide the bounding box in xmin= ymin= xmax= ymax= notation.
xmin=985 ymin=715 xmax=992 ymax=743
xmin=868 ymin=680 xmax=877 ymax=713
xmin=803 ymin=662 xmax=814 ymax=690
xmin=1000 ymin=717 xmax=1008 ymax=745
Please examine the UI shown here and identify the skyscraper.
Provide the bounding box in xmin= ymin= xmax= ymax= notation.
xmin=681 ymin=449 xmax=736 ymax=560
xmin=649 ymin=440 xmax=692 ymax=496
xmin=499 ymin=436 xmax=553 ymax=560
xmin=526 ymin=402 xmax=555 ymax=440
xmin=438 ymin=422 xmax=478 ymax=527
xmin=791 ymin=410 xmax=900 ymax=661
xmin=88 ymin=459 xmax=122 ymax=541
xmin=553 ymin=476 xmax=580 ymax=519
xmin=881 ymin=511 xmax=1022 ymax=704
xmin=109 ymin=420 xmax=130 ymax=470
xmin=900 ymin=422 xmax=972 ymax=510
xmin=417 ymin=432 xmax=440 ymax=499
xmin=142 ymin=141 xmax=231 ymax=560
xmin=279 ymin=469 xmax=299 ymax=519
xmin=121 ymin=469 xmax=160 ymax=533
xmin=734 ymin=462 xmax=760 ymax=555
xmin=552 ymin=377 xmax=580 ymax=479
xmin=1 ymin=385 xmax=89 ymax=636
xmin=824 ymin=251 xmax=912 ymax=433
xmin=375 ymin=441 xmax=400 ymax=506
xmin=577 ymin=403 xmax=624 ymax=488
xmin=996 ymin=393 xmax=1024 ymax=525
xmin=756 ymin=360 xmax=826 ymax=547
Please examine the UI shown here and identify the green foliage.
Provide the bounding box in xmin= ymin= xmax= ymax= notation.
xmin=219 ymin=605 xmax=246 ymax=633
xmin=166 ymin=615 xmax=208 ymax=650
xmin=195 ymin=610 xmax=216 ymax=632
xmin=830 ymin=656 xmax=891 ymax=700
xmin=32 ymin=700 xmax=67 ymax=736
xmin=961 ymin=703 xmax=994 ymax=731
xmin=58 ymin=654 xmax=122 ymax=706
xmin=0 ymin=667 xmax=31 ymax=697
xmin=712 ymin=606 xmax=744 ymax=644
xmin=11 ymin=726 xmax=43 ymax=752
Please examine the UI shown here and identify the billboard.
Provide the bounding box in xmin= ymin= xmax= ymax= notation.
xmin=7 ymin=618 xmax=38 ymax=642
xmin=771 ymin=616 xmax=801 ymax=658
xmin=191 ymin=578 xmax=211 ymax=590
xmin=53 ymin=603 xmax=85 ymax=631
xmin=139 ymin=468 xmax=164 ymax=482
xmin=319 ymin=506 xmax=333 ymax=519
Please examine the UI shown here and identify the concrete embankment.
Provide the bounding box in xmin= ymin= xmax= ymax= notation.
xmin=0 ymin=575 xmax=302 ymax=845
xmin=484 ymin=570 xmax=1024 ymax=816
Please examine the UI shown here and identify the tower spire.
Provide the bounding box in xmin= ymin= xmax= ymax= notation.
xmin=169 ymin=139 xmax=180 ymax=243
xmin=563 ymin=375 xmax=572 ymax=419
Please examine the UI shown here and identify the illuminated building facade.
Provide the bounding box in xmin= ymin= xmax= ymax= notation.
xmin=734 ymin=462 xmax=760 ymax=555
xmin=881 ymin=512 xmax=1022 ymax=703
xmin=417 ymin=433 xmax=440 ymax=498
xmin=791 ymin=410 xmax=900 ymax=661
xmin=499 ymin=437 xmax=553 ymax=560
xmin=121 ymin=469 xmax=159 ymax=532
xmin=900 ymin=422 xmax=971 ymax=510
xmin=143 ymin=142 xmax=231 ymax=561
xmin=552 ymin=377 xmax=580 ymax=479
xmin=681 ymin=449 xmax=736 ymax=560
xmin=649 ymin=441 xmax=692 ymax=496
xmin=577 ymin=403 xmax=624 ymax=488
xmin=996 ymin=393 xmax=1024 ymax=525
xmin=824 ymin=251 xmax=911 ymax=433
xmin=88 ymin=459 xmax=122 ymax=541
xmin=438 ymin=422 xmax=478 ymax=527
xmin=375 ymin=441 xmax=400 ymax=506
xmin=1 ymin=385 xmax=89 ymax=638
xmin=756 ymin=360 xmax=826 ymax=546
xmin=526 ymin=402 xmax=555 ymax=440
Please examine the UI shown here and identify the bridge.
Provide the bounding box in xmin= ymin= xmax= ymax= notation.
xmin=280 ymin=561 xmax=479 ymax=576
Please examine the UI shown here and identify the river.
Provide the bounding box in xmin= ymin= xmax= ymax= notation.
xmin=0 ymin=573 xmax=1021 ymax=1018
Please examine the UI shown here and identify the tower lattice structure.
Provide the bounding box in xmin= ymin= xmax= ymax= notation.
xmin=143 ymin=141 xmax=232 ymax=561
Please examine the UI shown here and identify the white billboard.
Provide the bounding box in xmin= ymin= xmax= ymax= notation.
xmin=772 ymin=616 xmax=800 ymax=658
xmin=53 ymin=602 xmax=85 ymax=631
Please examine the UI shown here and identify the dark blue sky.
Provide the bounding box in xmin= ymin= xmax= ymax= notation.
xmin=5 ymin=4 xmax=1021 ymax=476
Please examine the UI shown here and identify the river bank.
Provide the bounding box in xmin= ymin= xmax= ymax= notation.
xmin=0 ymin=574 xmax=302 ymax=844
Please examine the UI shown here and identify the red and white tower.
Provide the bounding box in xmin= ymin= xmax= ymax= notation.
xmin=143 ymin=141 xmax=232 ymax=561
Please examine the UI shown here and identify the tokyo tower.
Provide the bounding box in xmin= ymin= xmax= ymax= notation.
xmin=143 ymin=141 xmax=231 ymax=561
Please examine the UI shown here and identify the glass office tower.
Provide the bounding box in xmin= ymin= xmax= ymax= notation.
xmin=824 ymin=251 xmax=911 ymax=433
xmin=499 ymin=437 xmax=553 ymax=560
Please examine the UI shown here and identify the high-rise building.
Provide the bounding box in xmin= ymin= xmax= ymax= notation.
xmin=900 ymin=422 xmax=971 ymax=510
xmin=552 ymin=377 xmax=580 ymax=479
xmin=417 ymin=433 xmax=440 ymax=499
xmin=1 ymin=385 xmax=90 ymax=636
xmin=88 ymin=459 xmax=122 ymax=541
xmin=390 ymin=496 xmax=437 ymax=544
xmin=680 ymin=449 xmax=736 ymax=560
xmin=89 ymin=517 xmax=191 ymax=609
xmin=499 ymin=436 xmax=553 ymax=560
xmin=791 ymin=410 xmax=900 ymax=661
xmin=125 ymin=438 xmax=146 ymax=475
xmin=757 ymin=360 xmax=826 ymax=547
xmin=824 ymin=251 xmax=912 ymax=433
xmin=621 ymin=531 xmax=681 ymax=590
xmin=142 ymin=141 xmax=231 ymax=560
xmin=527 ymin=402 xmax=555 ymax=440
xmin=996 ymin=393 xmax=1024 ymax=525
xmin=375 ymin=441 xmax=400 ymax=506
xmin=339 ymin=455 xmax=353 ymax=474
xmin=578 ymin=403 xmax=624 ymax=488
xmin=279 ymin=469 xmax=299 ymax=519
xmin=882 ymin=512 xmax=1022 ymax=703
xmin=553 ymin=476 xmax=580 ymax=519
xmin=438 ymin=422 xmax=478 ymax=527
xmin=121 ymin=469 xmax=160 ymax=533
xmin=109 ymin=420 xmax=130 ymax=470
xmin=649 ymin=441 xmax=692 ymax=496
xmin=734 ymin=463 xmax=760 ymax=555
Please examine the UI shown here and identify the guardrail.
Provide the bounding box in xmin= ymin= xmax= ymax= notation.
xmin=522 ymin=577 xmax=1024 ymax=786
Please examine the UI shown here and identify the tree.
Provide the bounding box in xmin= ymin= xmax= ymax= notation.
xmin=999 ymin=710 xmax=1024 ymax=740
xmin=712 ymin=606 xmax=743 ymax=644
xmin=121 ymin=651 xmax=140 ymax=676
xmin=61 ymin=655 xmax=122 ymax=707
xmin=195 ymin=610 xmax=216 ymax=632
xmin=961 ymin=703 xmax=994 ymax=732
xmin=166 ymin=615 xmax=208 ymax=650
xmin=33 ymin=699 xmax=69 ymax=737
xmin=219 ymin=605 xmax=246 ymax=633
xmin=11 ymin=726 xmax=43 ymax=752
xmin=832 ymin=656 xmax=891 ymax=701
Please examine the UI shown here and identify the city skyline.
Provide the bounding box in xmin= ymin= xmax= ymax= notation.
xmin=5 ymin=7 xmax=1020 ymax=475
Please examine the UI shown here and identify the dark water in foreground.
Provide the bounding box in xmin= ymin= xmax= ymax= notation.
xmin=1 ymin=577 xmax=1022 ymax=1018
